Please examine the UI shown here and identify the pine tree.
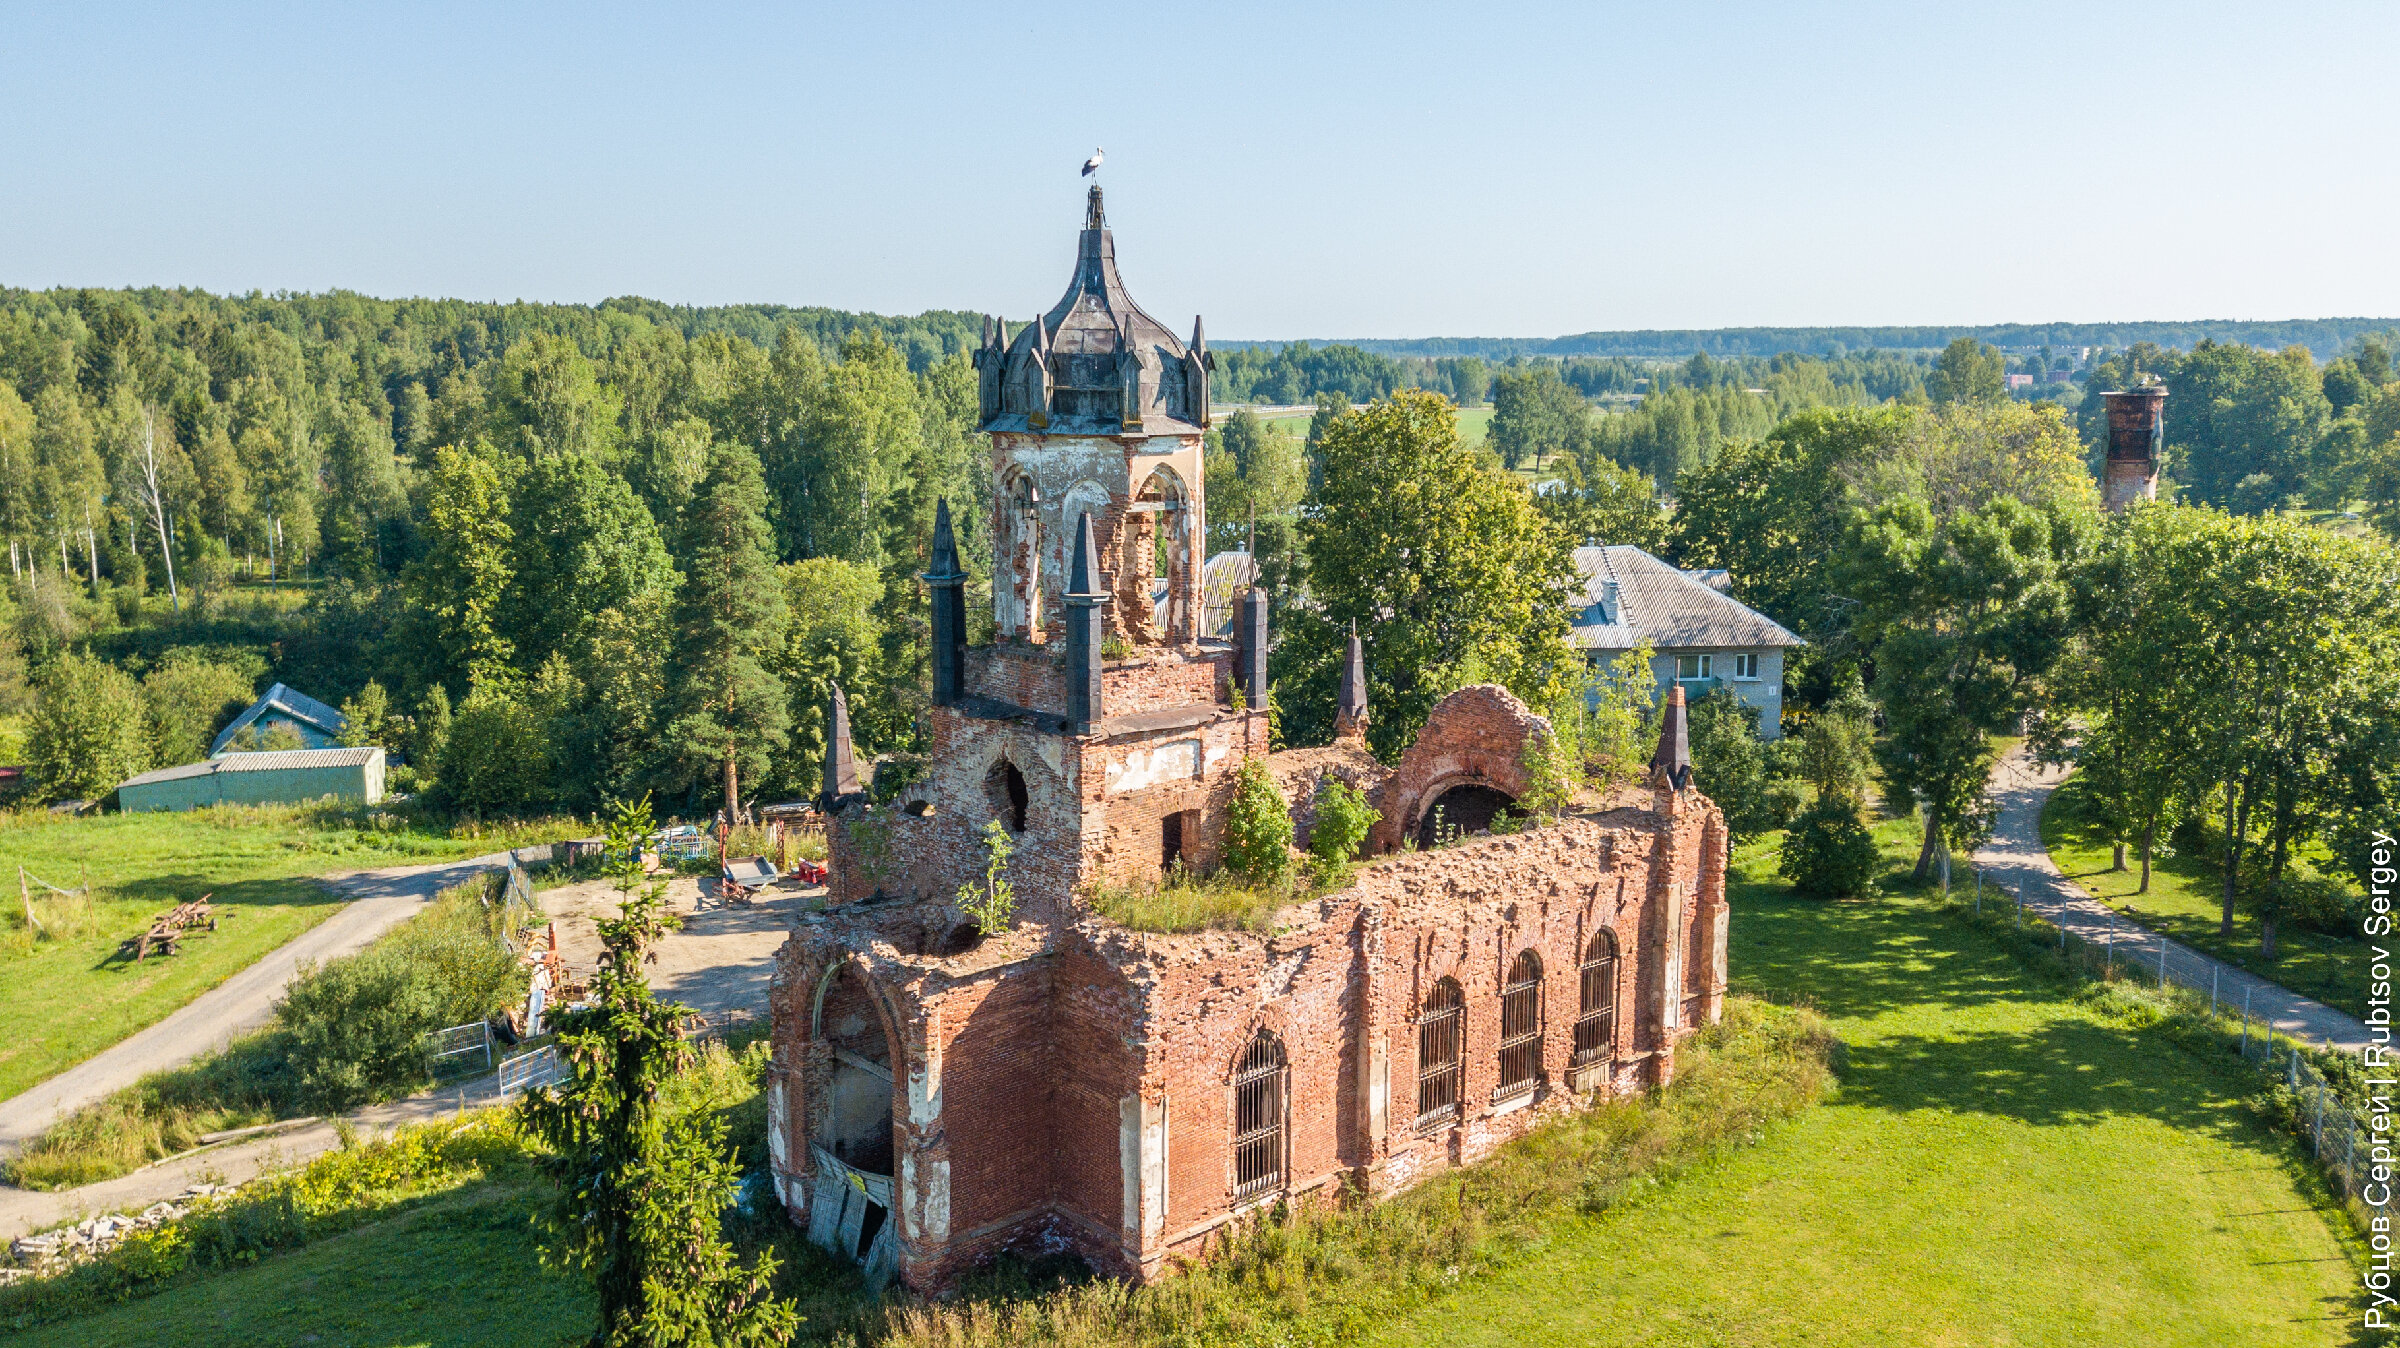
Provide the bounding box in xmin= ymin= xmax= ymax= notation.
xmin=667 ymin=443 xmax=789 ymax=816
xmin=521 ymin=796 xmax=798 ymax=1348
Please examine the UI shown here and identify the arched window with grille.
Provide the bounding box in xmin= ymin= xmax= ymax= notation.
xmin=1231 ymin=1027 xmax=1286 ymax=1200
xmin=1575 ymin=930 xmax=1620 ymax=1067
xmin=1415 ymin=977 xmax=1464 ymax=1132
xmin=1496 ymin=951 xmax=1544 ymax=1100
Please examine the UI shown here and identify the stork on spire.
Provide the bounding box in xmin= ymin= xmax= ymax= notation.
xmin=1081 ymin=146 xmax=1104 ymax=177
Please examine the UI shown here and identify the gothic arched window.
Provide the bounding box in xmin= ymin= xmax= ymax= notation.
xmin=1415 ymin=977 xmax=1464 ymax=1132
xmin=1575 ymin=930 xmax=1620 ymax=1066
xmin=1231 ymin=1027 xmax=1286 ymax=1200
xmin=1497 ymin=951 xmax=1544 ymax=1099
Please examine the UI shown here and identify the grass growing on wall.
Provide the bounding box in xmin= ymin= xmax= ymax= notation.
xmin=0 ymin=802 xmax=575 ymax=1104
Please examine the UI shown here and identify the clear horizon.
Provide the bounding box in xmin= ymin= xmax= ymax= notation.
xmin=4 ymin=2 xmax=2395 ymax=340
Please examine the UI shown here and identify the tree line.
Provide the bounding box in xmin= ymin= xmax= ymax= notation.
xmin=1264 ymin=317 xmax=2400 ymax=362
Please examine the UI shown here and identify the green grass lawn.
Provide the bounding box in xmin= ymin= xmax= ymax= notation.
xmin=0 ymin=805 xmax=567 ymax=1103
xmin=1365 ymin=818 xmax=2366 ymax=1348
xmin=3 ymin=1183 xmax=591 ymax=1348
xmin=2040 ymin=772 xmax=2368 ymax=1021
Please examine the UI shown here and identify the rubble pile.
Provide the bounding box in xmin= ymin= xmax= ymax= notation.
xmin=0 ymin=1182 xmax=241 ymax=1285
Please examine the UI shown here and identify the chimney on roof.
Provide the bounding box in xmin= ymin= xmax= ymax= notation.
xmin=1233 ymin=586 xmax=1269 ymax=711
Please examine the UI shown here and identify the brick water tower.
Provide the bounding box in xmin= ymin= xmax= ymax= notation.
xmin=2101 ymin=385 xmax=2167 ymax=511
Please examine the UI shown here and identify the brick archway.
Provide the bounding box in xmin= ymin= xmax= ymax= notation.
xmin=1370 ymin=685 xmax=1548 ymax=854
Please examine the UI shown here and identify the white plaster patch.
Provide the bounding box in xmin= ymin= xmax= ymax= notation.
xmin=1261 ymin=947 xmax=1309 ymax=1002
xmin=1107 ymin=738 xmax=1202 ymax=795
xmin=767 ymin=1080 xmax=790 ymax=1171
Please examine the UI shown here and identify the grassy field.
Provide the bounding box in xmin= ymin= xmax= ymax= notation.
xmin=1365 ymin=818 xmax=2365 ymax=1347
xmin=2040 ymin=772 xmax=2368 ymax=1020
xmin=7 ymin=810 xmax=2367 ymax=1347
xmin=0 ymin=805 xmax=571 ymax=1103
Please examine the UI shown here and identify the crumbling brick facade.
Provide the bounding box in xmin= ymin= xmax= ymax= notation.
xmin=766 ymin=190 xmax=1731 ymax=1292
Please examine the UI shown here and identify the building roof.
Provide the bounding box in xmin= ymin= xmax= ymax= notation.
xmin=975 ymin=186 xmax=1208 ymax=435
xmin=1569 ymin=546 xmax=1804 ymax=653
xmin=208 ymin=683 xmax=349 ymax=757
xmin=120 ymin=746 xmax=383 ymax=790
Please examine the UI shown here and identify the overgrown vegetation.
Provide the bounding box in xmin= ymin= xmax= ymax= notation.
xmin=1088 ymin=867 xmax=1304 ymax=935
xmin=519 ymin=795 xmax=796 ymax=1346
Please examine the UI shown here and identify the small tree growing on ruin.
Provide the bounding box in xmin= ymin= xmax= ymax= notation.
xmin=520 ymin=794 xmax=797 ymax=1347
xmin=956 ymin=818 xmax=1017 ymax=931
xmin=1308 ymin=777 xmax=1380 ymax=885
xmin=1224 ymin=756 xmax=1293 ymax=885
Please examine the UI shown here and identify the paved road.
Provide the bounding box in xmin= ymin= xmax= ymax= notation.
xmin=0 ymin=848 xmax=542 ymax=1155
xmin=1972 ymin=747 xmax=2369 ymax=1052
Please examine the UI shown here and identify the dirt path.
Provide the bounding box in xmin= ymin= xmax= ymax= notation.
xmin=1971 ymin=746 xmax=2368 ymax=1051
xmin=0 ymin=847 xmax=551 ymax=1156
xmin=0 ymin=872 xmax=815 ymax=1244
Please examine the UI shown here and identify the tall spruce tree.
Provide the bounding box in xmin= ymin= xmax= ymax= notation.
xmin=667 ymin=442 xmax=789 ymax=816
xmin=521 ymin=796 xmax=798 ymax=1347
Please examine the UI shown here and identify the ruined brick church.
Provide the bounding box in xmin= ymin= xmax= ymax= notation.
xmin=765 ymin=187 xmax=1731 ymax=1290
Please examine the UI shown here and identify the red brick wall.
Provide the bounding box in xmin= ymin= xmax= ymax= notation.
xmin=927 ymin=965 xmax=1059 ymax=1237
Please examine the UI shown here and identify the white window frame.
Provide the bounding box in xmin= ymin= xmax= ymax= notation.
xmin=1674 ymin=654 xmax=1711 ymax=682
xmin=1729 ymin=652 xmax=1760 ymax=681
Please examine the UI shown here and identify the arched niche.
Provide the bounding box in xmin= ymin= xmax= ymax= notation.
xmin=1121 ymin=463 xmax=1193 ymax=644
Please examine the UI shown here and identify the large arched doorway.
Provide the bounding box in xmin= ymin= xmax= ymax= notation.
xmin=1417 ymin=783 xmax=1517 ymax=849
xmin=810 ymin=965 xmax=900 ymax=1279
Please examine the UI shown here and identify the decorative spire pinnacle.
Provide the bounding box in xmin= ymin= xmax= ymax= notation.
xmin=927 ymin=498 xmax=963 ymax=581
xmin=1068 ymin=511 xmax=1106 ymax=599
xmin=824 ymin=684 xmax=863 ymax=804
xmin=1335 ymin=619 xmax=1369 ymax=742
xmin=1650 ymin=685 xmax=1692 ymax=792
xmin=1085 ymin=184 xmax=1105 ymax=231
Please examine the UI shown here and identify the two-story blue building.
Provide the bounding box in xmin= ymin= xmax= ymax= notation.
xmin=1569 ymin=545 xmax=1805 ymax=738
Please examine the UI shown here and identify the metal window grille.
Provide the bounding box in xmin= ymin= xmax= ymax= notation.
xmin=1574 ymin=933 xmax=1619 ymax=1066
xmin=1231 ymin=1029 xmax=1285 ymax=1200
xmin=1415 ymin=979 xmax=1465 ymax=1132
xmin=1497 ymin=952 xmax=1543 ymax=1099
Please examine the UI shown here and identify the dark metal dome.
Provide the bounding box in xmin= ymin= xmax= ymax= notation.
xmin=975 ymin=186 xmax=1211 ymax=434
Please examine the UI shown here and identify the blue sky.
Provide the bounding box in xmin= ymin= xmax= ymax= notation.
xmin=3 ymin=3 xmax=2394 ymax=338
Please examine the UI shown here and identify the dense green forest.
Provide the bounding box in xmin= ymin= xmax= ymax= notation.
xmin=5 ymin=283 xmax=2400 ymax=853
